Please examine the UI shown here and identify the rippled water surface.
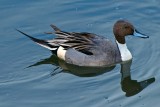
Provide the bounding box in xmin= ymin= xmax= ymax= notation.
xmin=0 ymin=0 xmax=160 ymax=107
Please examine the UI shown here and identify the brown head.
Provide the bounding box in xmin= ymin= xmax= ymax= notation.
xmin=113 ymin=20 xmax=134 ymax=44
xmin=113 ymin=20 xmax=149 ymax=44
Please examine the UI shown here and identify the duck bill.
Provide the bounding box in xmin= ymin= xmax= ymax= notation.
xmin=133 ymin=29 xmax=149 ymax=38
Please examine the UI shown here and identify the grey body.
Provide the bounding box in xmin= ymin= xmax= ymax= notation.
xmin=17 ymin=27 xmax=122 ymax=67
xmin=65 ymin=37 xmax=121 ymax=67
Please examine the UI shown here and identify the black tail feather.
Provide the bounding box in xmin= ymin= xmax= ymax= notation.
xmin=16 ymin=29 xmax=58 ymax=50
xmin=16 ymin=29 xmax=47 ymax=44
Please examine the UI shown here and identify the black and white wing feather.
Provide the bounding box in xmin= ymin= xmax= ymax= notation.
xmin=49 ymin=24 xmax=96 ymax=55
xmin=17 ymin=24 xmax=96 ymax=55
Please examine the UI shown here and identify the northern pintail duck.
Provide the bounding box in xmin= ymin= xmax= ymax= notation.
xmin=17 ymin=20 xmax=149 ymax=67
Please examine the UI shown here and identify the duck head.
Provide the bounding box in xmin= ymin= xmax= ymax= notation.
xmin=113 ymin=20 xmax=149 ymax=44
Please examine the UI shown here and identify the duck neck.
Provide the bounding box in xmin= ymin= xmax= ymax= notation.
xmin=116 ymin=40 xmax=132 ymax=62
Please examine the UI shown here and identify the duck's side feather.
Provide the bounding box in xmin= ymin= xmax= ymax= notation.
xmin=47 ymin=25 xmax=98 ymax=55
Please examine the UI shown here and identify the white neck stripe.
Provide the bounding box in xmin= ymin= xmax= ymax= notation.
xmin=116 ymin=41 xmax=132 ymax=61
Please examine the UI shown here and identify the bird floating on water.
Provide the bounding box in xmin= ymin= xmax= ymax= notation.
xmin=17 ymin=20 xmax=149 ymax=67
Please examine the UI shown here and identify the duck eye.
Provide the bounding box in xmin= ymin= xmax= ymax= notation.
xmin=124 ymin=26 xmax=129 ymax=29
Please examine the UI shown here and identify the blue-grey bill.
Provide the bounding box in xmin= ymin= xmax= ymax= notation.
xmin=133 ymin=29 xmax=149 ymax=38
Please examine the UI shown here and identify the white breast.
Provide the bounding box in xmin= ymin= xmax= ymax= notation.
xmin=116 ymin=41 xmax=132 ymax=61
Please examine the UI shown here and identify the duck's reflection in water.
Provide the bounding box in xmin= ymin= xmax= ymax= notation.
xmin=28 ymin=55 xmax=115 ymax=77
xmin=120 ymin=60 xmax=155 ymax=97
xmin=28 ymin=55 xmax=155 ymax=97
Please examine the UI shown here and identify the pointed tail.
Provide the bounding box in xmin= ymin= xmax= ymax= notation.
xmin=16 ymin=29 xmax=58 ymax=51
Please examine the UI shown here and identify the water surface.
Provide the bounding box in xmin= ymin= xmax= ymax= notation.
xmin=0 ymin=0 xmax=160 ymax=107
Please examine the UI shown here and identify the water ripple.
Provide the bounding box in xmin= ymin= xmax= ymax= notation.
xmin=0 ymin=0 xmax=160 ymax=107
